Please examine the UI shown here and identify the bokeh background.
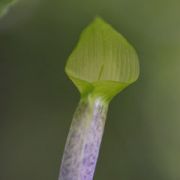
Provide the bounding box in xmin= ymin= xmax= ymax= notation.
xmin=1 ymin=0 xmax=180 ymax=179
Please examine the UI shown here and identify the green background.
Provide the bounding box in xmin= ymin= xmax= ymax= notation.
xmin=1 ymin=0 xmax=180 ymax=179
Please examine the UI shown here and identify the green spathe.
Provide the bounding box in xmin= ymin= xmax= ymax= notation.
xmin=66 ymin=17 xmax=139 ymax=102
xmin=0 ymin=0 xmax=16 ymax=17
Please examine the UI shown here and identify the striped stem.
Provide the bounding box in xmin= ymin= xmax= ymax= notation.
xmin=59 ymin=96 xmax=108 ymax=180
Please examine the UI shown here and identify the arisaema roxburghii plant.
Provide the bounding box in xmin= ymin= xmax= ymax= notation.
xmin=58 ymin=17 xmax=140 ymax=180
xmin=0 ymin=0 xmax=17 ymax=17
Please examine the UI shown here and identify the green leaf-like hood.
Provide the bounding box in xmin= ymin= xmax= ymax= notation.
xmin=65 ymin=17 xmax=140 ymax=102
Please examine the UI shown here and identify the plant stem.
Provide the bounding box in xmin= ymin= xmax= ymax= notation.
xmin=59 ymin=96 xmax=108 ymax=180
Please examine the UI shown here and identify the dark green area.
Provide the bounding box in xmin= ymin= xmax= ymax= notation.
xmin=0 ymin=0 xmax=180 ymax=179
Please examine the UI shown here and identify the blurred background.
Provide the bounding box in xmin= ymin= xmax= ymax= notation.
xmin=0 ymin=0 xmax=180 ymax=179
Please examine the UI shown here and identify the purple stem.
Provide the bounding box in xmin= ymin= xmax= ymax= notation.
xmin=58 ymin=97 xmax=108 ymax=180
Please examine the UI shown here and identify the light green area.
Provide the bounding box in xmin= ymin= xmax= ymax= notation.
xmin=66 ymin=17 xmax=139 ymax=102
xmin=0 ymin=0 xmax=16 ymax=17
